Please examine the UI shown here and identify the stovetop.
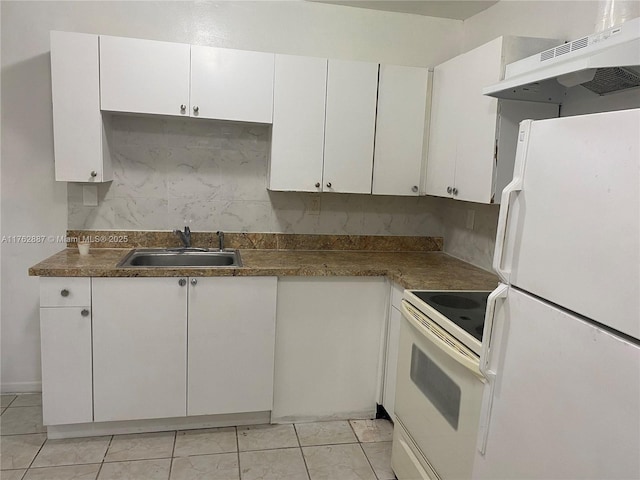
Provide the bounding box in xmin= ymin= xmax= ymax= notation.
xmin=412 ymin=291 xmax=491 ymax=342
xmin=404 ymin=290 xmax=492 ymax=355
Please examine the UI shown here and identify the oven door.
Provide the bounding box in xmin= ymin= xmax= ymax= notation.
xmin=394 ymin=300 xmax=486 ymax=480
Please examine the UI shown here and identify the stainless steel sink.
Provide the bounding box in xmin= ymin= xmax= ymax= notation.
xmin=117 ymin=248 xmax=242 ymax=268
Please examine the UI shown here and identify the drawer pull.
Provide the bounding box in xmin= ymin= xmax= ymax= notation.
xmin=60 ymin=289 xmax=70 ymax=297
xmin=81 ymin=309 xmax=90 ymax=317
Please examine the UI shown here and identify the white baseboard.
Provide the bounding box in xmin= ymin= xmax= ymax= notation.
xmin=1 ymin=381 xmax=42 ymax=394
xmin=271 ymin=408 xmax=375 ymax=425
xmin=46 ymin=411 xmax=271 ymax=439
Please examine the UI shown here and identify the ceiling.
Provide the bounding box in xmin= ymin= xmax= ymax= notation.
xmin=310 ymin=0 xmax=499 ymax=20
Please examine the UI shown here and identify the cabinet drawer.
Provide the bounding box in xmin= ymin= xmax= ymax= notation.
xmin=40 ymin=277 xmax=91 ymax=307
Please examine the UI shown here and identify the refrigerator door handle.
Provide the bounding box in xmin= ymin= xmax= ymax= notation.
xmin=478 ymin=370 xmax=497 ymax=455
xmin=493 ymin=121 xmax=532 ymax=282
xmin=477 ymin=283 xmax=508 ymax=456
xmin=480 ymin=283 xmax=508 ymax=376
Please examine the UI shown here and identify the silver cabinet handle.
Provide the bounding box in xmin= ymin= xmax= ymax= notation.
xmin=193 ymin=106 xmax=199 ymax=113
xmin=315 ymin=182 xmax=320 ymax=188
xmin=412 ymin=185 xmax=418 ymax=193
xmin=190 ymin=278 xmax=198 ymax=286
xmin=60 ymin=289 xmax=69 ymax=297
xmin=90 ymin=171 xmax=97 ymax=178
xmin=326 ymin=182 xmax=332 ymax=188
xmin=178 ymin=278 xmax=186 ymax=287
xmin=452 ymin=187 xmax=458 ymax=196
xmin=81 ymin=309 xmax=90 ymax=317
xmin=180 ymin=104 xmax=187 ymax=111
xmin=446 ymin=186 xmax=453 ymax=194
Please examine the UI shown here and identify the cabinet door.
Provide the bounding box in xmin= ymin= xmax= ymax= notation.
xmin=425 ymin=53 xmax=467 ymax=199
xmin=372 ymin=65 xmax=429 ymax=196
xmin=323 ymin=60 xmax=378 ymax=194
xmin=188 ymin=277 xmax=277 ymax=416
xmin=272 ymin=277 xmax=388 ymax=421
xmin=92 ymin=278 xmax=187 ymax=421
xmin=40 ymin=307 xmax=93 ymax=425
xmin=191 ymin=46 xmax=274 ymax=123
xmin=100 ymin=35 xmax=190 ymax=116
xmin=452 ymin=38 xmax=503 ymax=204
xmin=50 ymin=31 xmax=111 ymax=182
xmin=382 ymin=284 xmax=403 ymax=420
xmin=269 ymin=54 xmax=327 ymax=192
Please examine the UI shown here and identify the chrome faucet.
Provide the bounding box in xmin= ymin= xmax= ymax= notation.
xmin=173 ymin=226 xmax=191 ymax=248
xmin=217 ymin=231 xmax=224 ymax=251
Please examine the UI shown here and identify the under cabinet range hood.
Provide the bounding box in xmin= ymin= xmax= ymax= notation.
xmin=484 ymin=16 xmax=640 ymax=103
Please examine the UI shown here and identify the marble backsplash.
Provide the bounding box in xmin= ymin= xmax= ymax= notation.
xmin=438 ymin=198 xmax=499 ymax=272
xmin=68 ymin=115 xmax=444 ymax=237
xmin=65 ymin=230 xmax=443 ymax=251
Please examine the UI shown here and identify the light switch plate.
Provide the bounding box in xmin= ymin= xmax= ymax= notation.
xmin=83 ymin=185 xmax=98 ymax=206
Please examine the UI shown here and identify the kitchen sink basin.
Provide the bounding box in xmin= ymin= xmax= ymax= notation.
xmin=117 ymin=248 xmax=242 ymax=268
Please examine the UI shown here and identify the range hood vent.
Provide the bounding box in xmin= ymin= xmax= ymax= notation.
xmin=581 ymin=66 xmax=640 ymax=94
xmin=484 ymin=17 xmax=640 ymax=103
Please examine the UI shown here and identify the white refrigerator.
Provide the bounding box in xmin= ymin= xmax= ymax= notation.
xmin=473 ymin=108 xmax=640 ymax=479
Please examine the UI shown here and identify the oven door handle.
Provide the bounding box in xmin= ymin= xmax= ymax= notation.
xmin=401 ymin=301 xmax=483 ymax=378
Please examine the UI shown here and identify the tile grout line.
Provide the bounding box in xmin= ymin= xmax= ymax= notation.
xmin=348 ymin=419 xmax=383 ymax=480
xmin=235 ymin=426 xmax=241 ymax=480
xmin=94 ymin=434 xmax=114 ymax=480
xmin=293 ymin=423 xmax=312 ymax=480
xmin=167 ymin=429 xmax=178 ymax=480
xmin=21 ymin=428 xmax=48 ymax=475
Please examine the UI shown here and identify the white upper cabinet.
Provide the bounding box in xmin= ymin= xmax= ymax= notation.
xmin=426 ymin=36 xmax=560 ymax=204
xmin=270 ymin=54 xmax=328 ymax=192
xmin=99 ymin=35 xmax=191 ymax=117
xmin=323 ymin=59 xmax=378 ymax=194
xmin=52 ymin=31 xmax=433 ymax=189
xmin=269 ymin=56 xmax=380 ymax=194
xmin=50 ymin=31 xmax=111 ymax=182
xmin=372 ymin=65 xmax=430 ymax=196
xmin=190 ymin=46 xmax=274 ymax=123
xmin=99 ymin=36 xmax=275 ymax=123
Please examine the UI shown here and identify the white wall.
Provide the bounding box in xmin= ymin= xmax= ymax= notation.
xmin=463 ymin=0 xmax=640 ymax=51
xmin=440 ymin=0 xmax=640 ymax=271
xmin=0 ymin=1 xmax=462 ymax=392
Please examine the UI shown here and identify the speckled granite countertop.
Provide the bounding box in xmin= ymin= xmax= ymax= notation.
xmin=29 ymin=248 xmax=498 ymax=291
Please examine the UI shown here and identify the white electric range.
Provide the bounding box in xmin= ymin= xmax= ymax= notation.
xmin=391 ymin=289 xmax=492 ymax=480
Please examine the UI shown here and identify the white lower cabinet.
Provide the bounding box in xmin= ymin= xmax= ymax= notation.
xmin=39 ymin=274 xmax=389 ymax=429
xmin=381 ymin=282 xmax=403 ymax=420
xmin=272 ymin=277 xmax=388 ymax=422
xmin=92 ymin=277 xmax=188 ymax=422
xmin=82 ymin=276 xmax=277 ymax=424
xmin=39 ymin=277 xmax=93 ymax=426
xmin=187 ymin=277 xmax=277 ymax=416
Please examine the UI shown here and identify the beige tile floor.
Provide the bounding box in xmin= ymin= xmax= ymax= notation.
xmin=1 ymin=394 xmax=396 ymax=480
